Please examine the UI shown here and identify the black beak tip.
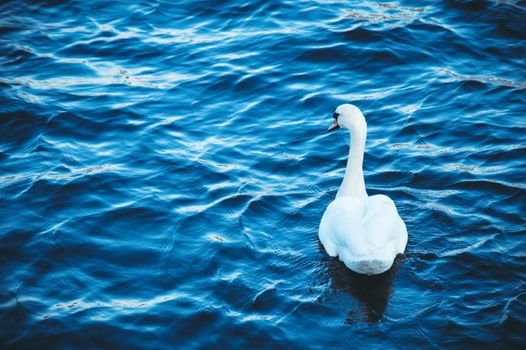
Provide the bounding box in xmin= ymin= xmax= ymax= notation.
xmin=328 ymin=124 xmax=340 ymax=132
xmin=328 ymin=112 xmax=340 ymax=132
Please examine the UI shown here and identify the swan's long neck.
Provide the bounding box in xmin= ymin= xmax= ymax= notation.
xmin=336 ymin=125 xmax=367 ymax=199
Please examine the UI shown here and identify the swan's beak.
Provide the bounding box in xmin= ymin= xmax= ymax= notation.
xmin=328 ymin=113 xmax=340 ymax=132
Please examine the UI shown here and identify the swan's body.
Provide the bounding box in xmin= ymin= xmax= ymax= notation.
xmin=319 ymin=104 xmax=407 ymax=275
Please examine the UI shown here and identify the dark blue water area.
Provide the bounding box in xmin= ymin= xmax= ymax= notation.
xmin=1 ymin=0 xmax=525 ymax=348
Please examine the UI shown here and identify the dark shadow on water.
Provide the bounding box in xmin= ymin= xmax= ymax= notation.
xmin=324 ymin=255 xmax=401 ymax=324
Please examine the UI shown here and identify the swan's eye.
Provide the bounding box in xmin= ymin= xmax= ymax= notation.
xmin=333 ymin=113 xmax=339 ymax=119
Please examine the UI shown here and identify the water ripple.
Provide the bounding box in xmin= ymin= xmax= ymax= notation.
xmin=1 ymin=0 xmax=525 ymax=348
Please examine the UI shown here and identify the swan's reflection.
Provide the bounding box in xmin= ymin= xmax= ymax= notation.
xmin=323 ymin=253 xmax=400 ymax=323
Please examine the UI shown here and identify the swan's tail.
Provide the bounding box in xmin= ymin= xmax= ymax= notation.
xmin=345 ymin=258 xmax=393 ymax=275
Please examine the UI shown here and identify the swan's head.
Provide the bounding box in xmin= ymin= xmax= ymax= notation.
xmin=328 ymin=104 xmax=366 ymax=133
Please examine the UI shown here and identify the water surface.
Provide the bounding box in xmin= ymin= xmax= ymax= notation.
xmin=1 ymin=0 xmax=525 ymax=348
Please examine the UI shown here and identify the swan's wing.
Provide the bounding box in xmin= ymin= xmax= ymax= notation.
xmin=363 ymin=195 xmax=407 ymax=253
xmin=319 ymin=196 xmax=368 ymax=256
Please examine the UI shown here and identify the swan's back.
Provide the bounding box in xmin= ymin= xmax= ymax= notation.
xmin=319 ymin=195 xmax=407 ymax=275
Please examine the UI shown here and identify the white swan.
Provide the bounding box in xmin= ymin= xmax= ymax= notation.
xmin=319 ymin=104 xmax=408 ymax=275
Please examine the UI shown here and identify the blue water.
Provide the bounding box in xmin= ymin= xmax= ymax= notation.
xmin=1 ymin=0 xmax=525 ymax=348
